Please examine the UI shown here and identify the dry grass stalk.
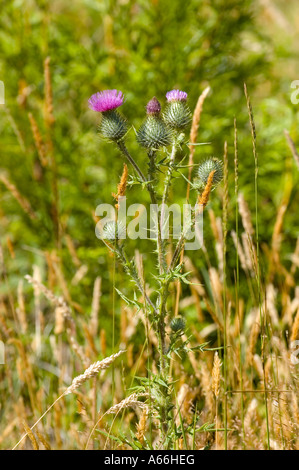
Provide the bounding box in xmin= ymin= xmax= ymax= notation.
xmin=22 ymin=420 xmax=39 ymax=450
xmin=271 ymin=202 xmax=288 ymax=266
xmin=198 ymin=170 xmax=215 ymax=208
xmin=100 ymin=328 xmax=107 ymax=357
xmin=44 ymin=57 xmax=55 ymax=127
xmin=65 ymin=350 xmax=125 ymax=395
xmin=209 ymin=267 xmax=223 ymax=312
xmin=112 ymin=163 xmax=128 ymax=210
xmin=136 ymin=408 xmax=148 ymax=444
xmin=176 ymin=384 xmax=195 ymax=426
xmin=25 ymin=274 xmax=73 ymax=324
xmin=54 ymin=306 xmax=65 ymax=335
xmin=90 ymin=276 xmax=102 ymax=336
xmin=16 ymin=280 xmax=27 ymax=333
xmin=246 ymin=309 xmax=261 ymax=366
xmin=290 ymin=237 xmax=299 ymax=275
xmin=71 ymin=264 xmax=88 ymax=286
xmin=36 ymin=431 xmax=52 ymax=450
xmin=187 ymin=86 xmax=211 ymax=188
xmin=290 ymin=307 xmax=299 ymax=342
xmin=0 ymin=173 xmax=37 ymax=220
xmin=238 ymin=193 xmax=254 ymax=237
xmin=106 ymin=392 xmax=149 ymax=415
xmin=212 ymin=352 xmax=222 ymax=398
xmin=231 ymin=230 xmax=248 ymax=273
xmin=28 ymin=112 xmax=48 ymax=166
xmin=200 ymin=363 xmax=214 ymax=414
xmin=266 ymin=284 xmax=279 ymax=326
xmin=64 ymin=234 xmax=81 ymax=267
xmin=25 ymin=273 xmax=88 ymax=364
xmin=241 ymin=231 xmax=256 ymax=274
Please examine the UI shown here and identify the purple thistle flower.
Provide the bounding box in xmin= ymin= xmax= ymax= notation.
xmin=166 ymin=89 xmax=188 ymax=102
xmin=88 ymin=89 xmax=124 ymax=112
xmin=146 ymin=97 xmax=161 ymax=115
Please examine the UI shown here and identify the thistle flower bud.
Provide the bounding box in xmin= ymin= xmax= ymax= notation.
xmin=197 ymin=158 xmax=223 ymax=187
xmin=170 ymin=317 xmax=186 ymax=332
xmin=136 ymin=97 xmax=171 ymax=149
xmin=146 ymin=96 xmax=161 ymax=115
xmin=88 ymin=90 xmax=128 ymax=142
xmin=102 ymin=220 xmax=126 ymax=240
xmin=99 ymin=110 xmax=128 ymax=142
xmin=163 ymin=89 xmax=191 ymax=131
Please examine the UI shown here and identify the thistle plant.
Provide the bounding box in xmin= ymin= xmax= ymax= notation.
xmin=89 ymin=88 xmax=223 ymax=448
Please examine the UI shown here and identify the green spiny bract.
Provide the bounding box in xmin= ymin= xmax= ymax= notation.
xmin=170 ymin=316 xmax=186 ymax=332
xmin=102 ymin=220 xmax=126 ymax=240
xmin=98 ymin=110 xmax=128 ymax=142
xmin=163 ymin=101 xmax=191 ymax=131
xmin=136 ymin=115 xmax=171 ymax=149
xmin=197 ymin=157 xmax=223 ymax=187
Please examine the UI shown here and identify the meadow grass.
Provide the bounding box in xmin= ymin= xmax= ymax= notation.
xmin=0 ymin=0 xmax=299 ymax=451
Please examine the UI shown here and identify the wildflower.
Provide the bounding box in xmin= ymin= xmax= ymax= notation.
xmin=166 ymin=89 xmax=188 ymax=102
xmin=88 ymin=89 xmax=128 ymax=142
xmin=88 ymin=89 xmax=124 ymax=113
xmin=164 ymin=89 xmax=191 ymax=131
xmin=197 ymin=158 xmax=223 ymax=187
xmin=136 ymin=97 xmax=171 ymax=149
xmin=146 ymin=96 xmax=162 ymax=115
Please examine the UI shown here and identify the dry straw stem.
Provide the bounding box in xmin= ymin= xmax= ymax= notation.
xmin=112 ymin=163 xmax=128 ymax=210
xmin=188 ymin=86 xmax=211 ymax=187
xmin=198 ymin=170 xmax=215 ymax=208
xmin=200 ymin=363 xmax=214 ymax=415
xmin=17 ymin=280 xmax=28 ymax=333
xmin=28 ymin=112 xmax=48 ymax=166
xmin=284 ymin=130 xmax=299 ymax=170
xmin=25 ymin=273 xmax=88 ymax=365
xmin=291 ymin=307 xmax=299 ymax=342
xmin=12 ymin=350 xmax=125 ymax=450
xmin=44 ymin=57 xmax=55 ymax=127
xmin=136 ymin=408 xmax=149 ymax=444
xmin=231 ymin=230 xmax=248 ymax=274
xmin=24 ymin=274 xmax=73 ymax=324
xmin=0 ymin=173 xmax=37 ymax=220
xmin=22 ymin=420 xmax=39 ymax=450
xmin=90 ymin=276 xmax=102 ymax=336
xmin=175 ymin=383 xmax=195 ymax=426
xmin=271 ymin=202 xmax=288 ymax=265
xmin=238 ymin=193 xmax=254 ymax=237
xmin=212 ymin=352 xmax=222 ymax=398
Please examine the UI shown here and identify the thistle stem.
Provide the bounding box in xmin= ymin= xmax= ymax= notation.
xmin=115 ymin=244 xmax=158 ymax=315
xmin=148 ymin=149 xmax=167 ymax=274
xmin=117 ymin=141 xmax=147 ymax=183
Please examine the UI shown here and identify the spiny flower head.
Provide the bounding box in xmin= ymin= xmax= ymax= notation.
xmin=88 ymin=89 xmax=124 ymax=113
xmin=137 ymin=97 xmax=171 ymax=149
xmin=88 ymin=90 xmax=128 ymax=142
xmin=164 ymin=89 xmax=191 ymax=131
xmin=170 ymin=317 xmax=186 ymax=332
xmin=197 ymin=158 xmax=223 ymax=187
xmin=166 ymin=89 xmax=188 ymax=102
xmin=146 ymin=97 xmax=161 ymax=115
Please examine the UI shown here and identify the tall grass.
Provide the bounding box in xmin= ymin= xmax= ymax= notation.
xmin=1 ymin=76 xmax=298 ymax=450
